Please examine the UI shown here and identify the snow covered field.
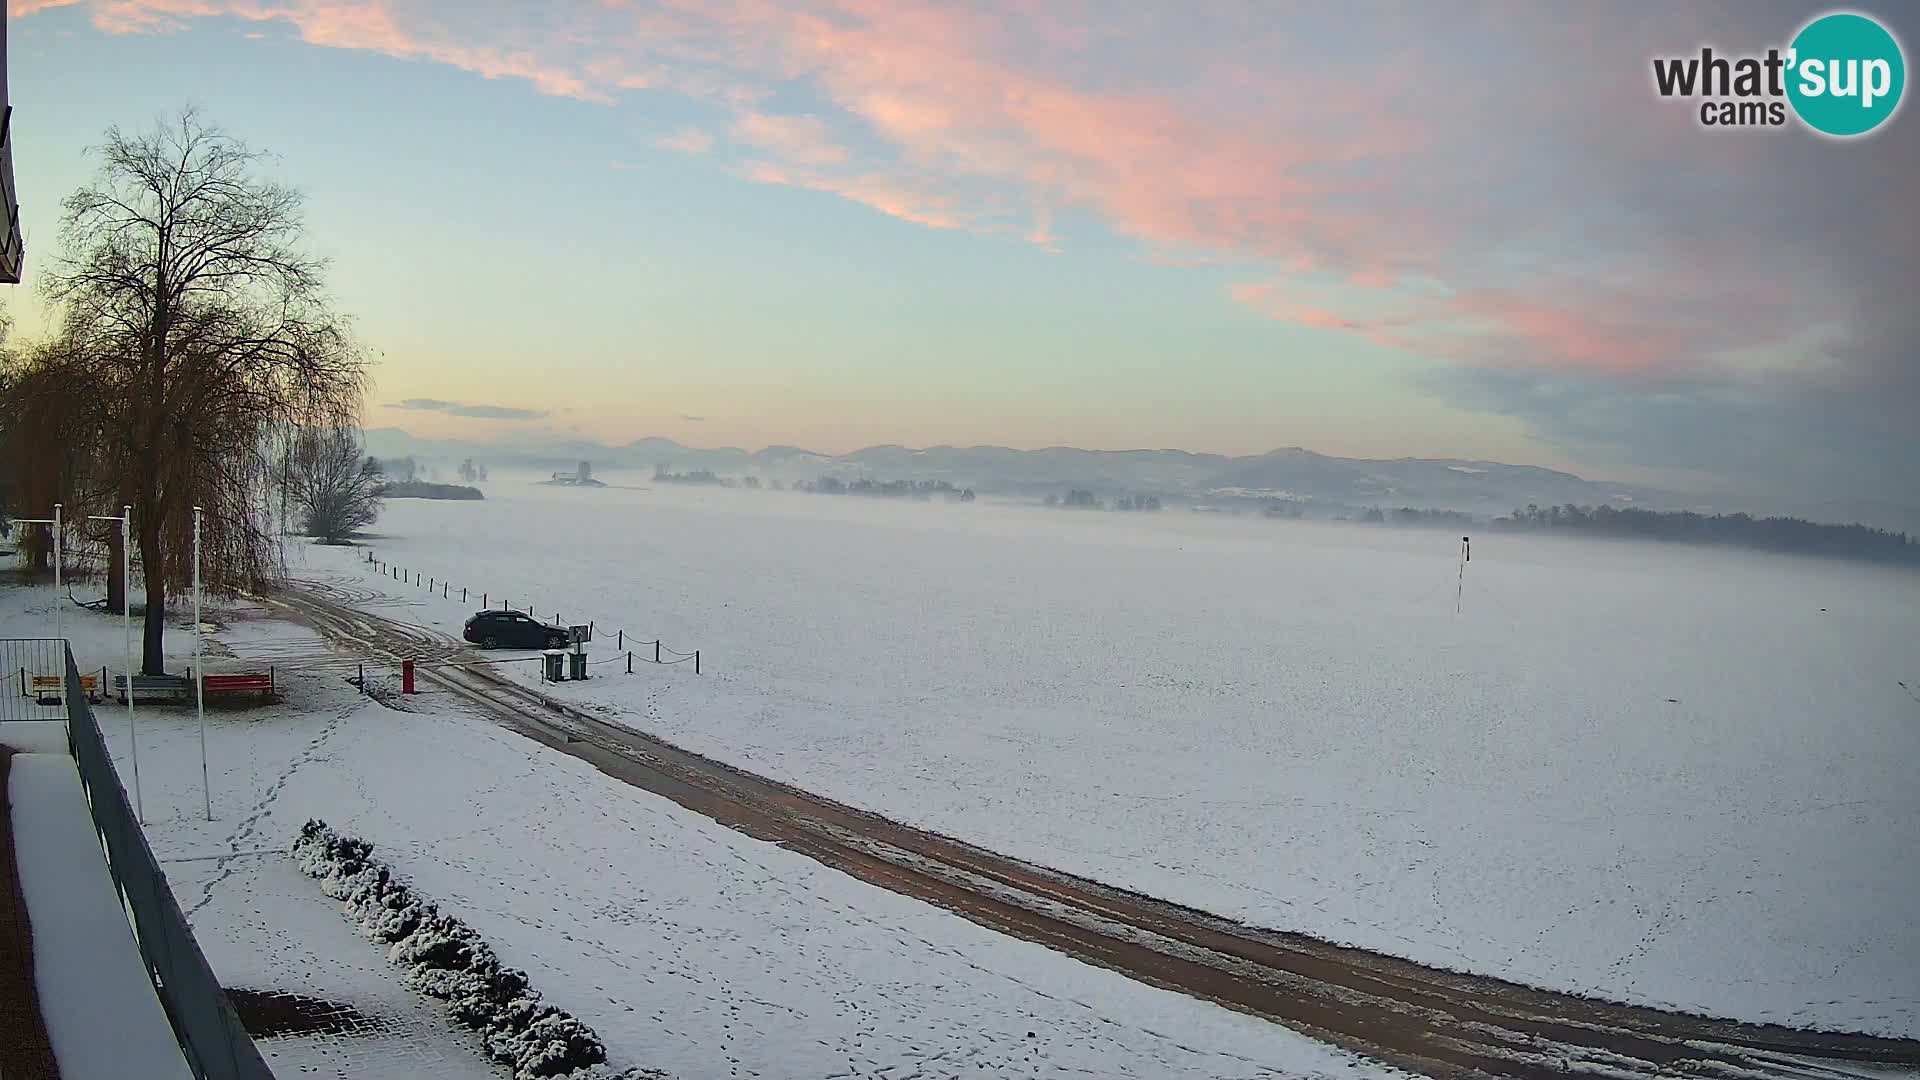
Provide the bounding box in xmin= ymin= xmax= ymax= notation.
xmin=302 ymin=477 xmax=1920 ymax=1036
xmin=0 ymin=584 xmax=1399 ymax=1080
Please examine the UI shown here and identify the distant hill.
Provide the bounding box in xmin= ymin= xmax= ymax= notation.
xmin=359 ymin=429 xmax=1920 ymax=533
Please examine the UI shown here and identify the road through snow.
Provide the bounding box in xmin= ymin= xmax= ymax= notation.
xmin=273 ymin=576 xmax=1920 ymax=1080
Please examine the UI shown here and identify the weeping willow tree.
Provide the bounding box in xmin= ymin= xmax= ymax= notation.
xmin=39 ymin=108 xmax=367 ymax=673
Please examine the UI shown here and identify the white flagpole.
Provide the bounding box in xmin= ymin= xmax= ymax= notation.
xmin=52 ymin=504 xmax=62 ymax=647
xmin=125 ymin=507 xmax=140 ymax=823
xmin=195 ymin=507 xmax=210 ymax=821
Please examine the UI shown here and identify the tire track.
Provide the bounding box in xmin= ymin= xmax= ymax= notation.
xmin=271 ymin=580 xmax=1920 ymax=1080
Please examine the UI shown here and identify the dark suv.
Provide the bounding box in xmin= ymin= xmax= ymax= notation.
xmin=463 ymin=610 xmax=569 ymax=650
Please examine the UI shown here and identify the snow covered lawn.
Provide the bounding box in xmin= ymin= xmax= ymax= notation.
xmin=0 ymin=584 xmax=1402 ymax=1080
xmin=301 ymin=479 xmax=1920 ymax=1036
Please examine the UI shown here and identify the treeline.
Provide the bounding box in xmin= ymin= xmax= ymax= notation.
xmin=1491 ymin=503 xmax=1920 ymax=564
xmin=654 ymin=466 xmax=724 ymax=485
xmin=378 ymin=481 xmax=482 ymax=501
xmin=1360 ymin=506 xmax=1474 ymax=526
xmin=799 ymin=476 xmax=976 ymax=501
xmin=1044 ymin=490 xmax=1163 ymax=511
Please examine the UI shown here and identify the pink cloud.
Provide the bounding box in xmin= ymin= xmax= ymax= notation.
xmin=20 ymin=0 xmax=1899 ymax=402
xmin=732 ymin=111 xmax=848 ymax=165
xmin=654 ymin=127 xmax=715 ymax=155
xmin=738 ymin=161 xmax=963 ymax=231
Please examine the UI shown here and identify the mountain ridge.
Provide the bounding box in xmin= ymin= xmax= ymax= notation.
xmin=361 ymin=428 xmax=1919 ymax=532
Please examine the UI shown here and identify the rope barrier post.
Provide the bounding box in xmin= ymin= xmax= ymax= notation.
xmin=358 ymin=662 xmax=365 ymax=694
xmin=627 ymin=651 xmax=633 ymax=674
xmin=694 ymin=650 xmax=700 ymax=675
xmin=462 ymin=587 xmax=467 ymax=603
xmin=483 ymin=592 xmax=487 ymax=608
xmin=443 ymin=582 xmax=448 ymax=598
xmin=654 ymin=640 xmax=660 ymax=664
xmin=616 ymin=629 xmax=622 ymax=649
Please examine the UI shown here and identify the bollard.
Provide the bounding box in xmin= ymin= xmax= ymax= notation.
xmin=627 ymin=651 xmax=633 ymax=674
xmin=695 ymin=650 xmax=700 ymax=675
xmin=654 ymin=640 xmax=660 ymax=664
xmin=402 ymin=658 xmax=416 ymax=695
xmin=462 ymin=587 xmax=467 ymax=602
xmin=443 ymin=583 xmax=448 ymax=598
xmin=617 ymin=629 xmax=623 ymax=649
xmin=483 ymin=592 xmax=488 ymax=608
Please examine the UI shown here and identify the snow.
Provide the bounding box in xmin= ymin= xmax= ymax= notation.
xmin=1 ymin=721 xmax=71 ymax=755
xmin=0 ymin=584 xmax=1404 ymax=1079
xmin=7 ymin=752 xmax=194 ymax=1080
xmin=298 ymin=478 xmax=1919 ymax=1036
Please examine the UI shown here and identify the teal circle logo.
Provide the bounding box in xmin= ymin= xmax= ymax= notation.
xmin=1787 ymin=12 xmax=1905 ymax=137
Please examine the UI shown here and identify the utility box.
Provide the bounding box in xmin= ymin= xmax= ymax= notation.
xmin=541 ymin=650 xmax=565 ymax=682
xmin=567 ymin=651 xmax=587 ymax=680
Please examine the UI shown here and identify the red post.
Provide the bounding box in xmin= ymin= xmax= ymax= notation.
xmin=402 ymin=658 xmax=416 ymax=695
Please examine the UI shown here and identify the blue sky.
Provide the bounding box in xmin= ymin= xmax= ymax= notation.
xmin=6 ymin=1 xmax=1916 ymax=506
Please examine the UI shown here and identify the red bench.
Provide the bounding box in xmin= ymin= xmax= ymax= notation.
xmin=201 ymin=671 xmax=276 ymax=702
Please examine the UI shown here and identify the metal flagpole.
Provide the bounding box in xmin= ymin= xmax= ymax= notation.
xmin=14 ymin=509 xmax=61 ymax=643
xmin=195 ymin=507 xmax=210 ymax=821
xmin=91 ymin=507 xmax=140 ymax=823
xmin=52 ymin=504 xmax=61 ymax=647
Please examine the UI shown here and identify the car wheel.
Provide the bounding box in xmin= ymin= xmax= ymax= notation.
xmin=482 ymin=635 xmax=498 ymax=648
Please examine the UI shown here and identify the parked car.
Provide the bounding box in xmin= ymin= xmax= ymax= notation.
xmin=463 ymin=610 xmax=569 ymax=650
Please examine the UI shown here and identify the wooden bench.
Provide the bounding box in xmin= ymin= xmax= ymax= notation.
xmin=28 ymin=674 xmax=100 ymax=705
xmin=114 ymin=674 xmax=193 ymax=705
xmin=201 ymin=671 xmax=276 ymax=702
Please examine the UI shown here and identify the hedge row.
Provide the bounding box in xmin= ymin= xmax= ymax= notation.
xmin=292 ymin=820 xmax=665 ymax=1080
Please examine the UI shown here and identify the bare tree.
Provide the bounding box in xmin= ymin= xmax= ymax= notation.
xmin=43 ymin=108 xmax=367 ymax=673
xmin=0 ymin=336 xmax=116 ymax=584
xmin=285 ymin=426 xmax=383 ymax=543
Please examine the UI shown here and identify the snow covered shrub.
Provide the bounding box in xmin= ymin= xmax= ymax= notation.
xmin=291 ymin=820 xmax=621 ymax=1079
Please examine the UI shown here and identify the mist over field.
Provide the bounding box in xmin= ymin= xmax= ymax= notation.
xmin=309 ymin=476 xmax=1920 ymax=1036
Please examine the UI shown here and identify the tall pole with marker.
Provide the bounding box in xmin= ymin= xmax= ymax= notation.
xmin=194 ymin=506 xmax=210 ymax=821
xmin=1456 ymin=535 xmax=1471 ymax=615
xmin=91 ymin=507 xmax=140 ymax=823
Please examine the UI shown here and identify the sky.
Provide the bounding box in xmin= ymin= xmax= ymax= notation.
xmin=5 ymin=0 xmax=1916 ymax=508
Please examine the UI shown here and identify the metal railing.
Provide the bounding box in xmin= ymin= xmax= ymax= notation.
xmin=60 ymin=647 xmax=275 ymax=1080
xmin=0 ymin=638 xmax=68 ymax=723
